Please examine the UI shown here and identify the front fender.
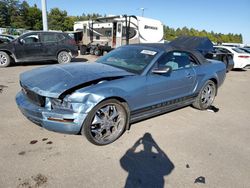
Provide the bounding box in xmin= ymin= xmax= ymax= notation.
xmin=68 ymin=87 xmax=131 ymax=113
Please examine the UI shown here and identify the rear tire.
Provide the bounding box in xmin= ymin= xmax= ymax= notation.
xmin=222 ymin=56 xmax=229 ymax=72
xmin=82 ymin=99 xmax=128 ymax=145
xmin=57 ymin=51 xmax=71 ymax=64
xmin=80 ymin=45 xmax=87 ymax=55
xmin=94 ymin=48 xmax=102 ymax=56
xmin=89 ymin=48 xmax=95 ymax=55
xmin=192 ymin=80 xmax=217 ymax=110
xmin=0 ymin=51 xmax=11 ymax=67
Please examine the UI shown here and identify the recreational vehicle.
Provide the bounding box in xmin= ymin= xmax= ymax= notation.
xmin=73 ymin=15 xmax=164 ymax=55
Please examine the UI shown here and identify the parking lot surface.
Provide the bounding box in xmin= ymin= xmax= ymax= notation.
xmin=0 ymin=57 xmax=250 ymax=188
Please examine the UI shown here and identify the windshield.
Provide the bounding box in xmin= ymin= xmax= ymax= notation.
xmin=96 ymin=46 xmax=158 ymax=74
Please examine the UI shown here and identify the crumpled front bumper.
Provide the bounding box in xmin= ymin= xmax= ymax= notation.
xmin=16 ymin=91 xmax=87 ymax=134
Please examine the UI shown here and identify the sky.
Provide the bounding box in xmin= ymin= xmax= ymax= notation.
xmin=26 ymin=0 xmax=250 ymax=44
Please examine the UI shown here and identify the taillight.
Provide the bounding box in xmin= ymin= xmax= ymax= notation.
xmin=238 ymin=55 xmax=250 ymax=58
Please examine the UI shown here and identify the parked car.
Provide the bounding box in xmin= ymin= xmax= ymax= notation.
xmin=0 ymin=34 xmax=16 ymax=44
xmin=214 ymin=46 xmax=250 ymax=69
xmin=0 ymin=31 xmax=78 ymax=67
xmin=16 ymin=40 xmax=226 ymax=145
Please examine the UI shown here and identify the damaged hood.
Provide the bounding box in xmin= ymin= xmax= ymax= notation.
xmin=20 ymin=62 xmax=135 ymax=98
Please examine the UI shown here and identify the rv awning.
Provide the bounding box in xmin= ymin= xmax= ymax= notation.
xmin=169 ymin=36 xmax=213 ymax=55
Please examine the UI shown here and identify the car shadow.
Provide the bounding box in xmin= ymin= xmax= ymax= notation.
xmin=10 ymin=58 xmax=89 ymax=67
xmin=231 ymin=68 xmax=247 ymax=72
xmin=19 ymin=61 xmax=57 ymax=66
xmin=71 ymin=57 xmax=89 ymax=62
xmin=120 ymin=133 xmax=174 ymax=188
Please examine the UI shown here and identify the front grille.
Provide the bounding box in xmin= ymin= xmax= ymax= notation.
xmin=22 ymin=88 xmax=45 ymax=107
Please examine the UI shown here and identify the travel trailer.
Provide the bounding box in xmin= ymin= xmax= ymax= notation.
xmin=73 ymin=15 xmax=164 ymax=55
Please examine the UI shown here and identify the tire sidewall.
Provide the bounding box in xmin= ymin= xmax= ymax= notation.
xmin=82 ymin=99 xmax=128 ymax=145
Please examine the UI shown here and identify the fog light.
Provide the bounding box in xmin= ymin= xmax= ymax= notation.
xmin=48 ymin=117 xmax=74 ymax=123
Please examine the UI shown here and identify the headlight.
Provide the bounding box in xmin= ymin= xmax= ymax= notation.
xmin=50 ymin=98 xmax=73 ymax=110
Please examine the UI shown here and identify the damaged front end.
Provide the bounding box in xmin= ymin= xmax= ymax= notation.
xmin=16 ymin=91 xmax=86 ymax=134
xmin=16 ymin=62 xmax=134 ymax=134
xmin=16 ymin=77 xmax=126 ymax=134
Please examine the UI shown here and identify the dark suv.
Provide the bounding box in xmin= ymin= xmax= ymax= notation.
xmin=0 ymin=31 xmax=78 ymax=67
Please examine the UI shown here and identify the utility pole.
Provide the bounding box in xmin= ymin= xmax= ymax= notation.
xmin=41 ymin=0 xmax=48 ymax=31
xmin=140 ymin=8 xmax=145 ymax=17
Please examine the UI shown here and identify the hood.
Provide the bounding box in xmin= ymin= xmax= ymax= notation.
xmin=169 ymin=36 xmax=214 ymax=55
xmin=20 ymin=62 xmax=135 ymax=98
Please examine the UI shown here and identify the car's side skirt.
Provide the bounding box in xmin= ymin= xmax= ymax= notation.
xmin=130 ymin=94 xmax=198 ymax=123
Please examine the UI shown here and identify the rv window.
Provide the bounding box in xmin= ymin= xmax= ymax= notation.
xmin=105 ymin=30 xmax=112 ymax=37
xmin=83 ymin=26 xmax=87 ymax=33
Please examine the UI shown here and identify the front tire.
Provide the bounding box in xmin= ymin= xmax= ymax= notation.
xmin=0 ymin=51 xmax=11 ymax=67
xmin=192 ymin=80 xmax=217 ymax=110
xmin=57 ymin=51 xmax=71 ymax=64
xmin=82 ymin=99 xmax=128 ymax=145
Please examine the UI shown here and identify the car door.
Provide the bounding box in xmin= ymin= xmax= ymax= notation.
xmin=40 ymin=32 xmax=59 ymax=59
xmin=145 ymin=51 xmax=197 ymax=107
xmin=15 ymin=33 xmax=43 ymax=61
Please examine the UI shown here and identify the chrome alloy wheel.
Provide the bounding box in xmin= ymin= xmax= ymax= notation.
xmin=58 ymin=51 xmax=71 ymax=64
xmin=0 ymin=54 xmax=7 ymax=65
xmin=90 ymin=104 xmax=126 ymax=144
xmin=201 ymin=82 xmax=216 ymax=108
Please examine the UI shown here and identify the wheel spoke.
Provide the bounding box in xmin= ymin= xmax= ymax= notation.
xmin=92 ymin=114 xmax=103 ymax=124
xmin=110 ymin=106 xmax=119 ymax=120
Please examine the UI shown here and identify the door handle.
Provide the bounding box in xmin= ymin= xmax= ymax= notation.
xmin=186 ymin=73 xmax=193 ymax=79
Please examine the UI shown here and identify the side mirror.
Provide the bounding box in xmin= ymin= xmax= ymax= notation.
xmin=19 ymin=38 xmax=25 ymax=44
xmin=152 ymin=66 xmax=172 ymax=74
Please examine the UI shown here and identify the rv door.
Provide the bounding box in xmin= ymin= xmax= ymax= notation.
xmin=116 ymin=22 xmax=122 ymax=47
xmin=82 ymin=23 xmax=90 ymax=45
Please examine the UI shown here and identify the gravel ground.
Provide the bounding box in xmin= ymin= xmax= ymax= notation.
xmin=0 ymin=57 xmax=250 ymax=188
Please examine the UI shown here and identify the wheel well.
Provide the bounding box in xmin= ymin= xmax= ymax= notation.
xmin=0 ymin=50 xmax=15 ymax=62
xmin=102 ymin=96 xmax=129 ymax=108
xmin=57 ymin=49 xmax=71 ymax=58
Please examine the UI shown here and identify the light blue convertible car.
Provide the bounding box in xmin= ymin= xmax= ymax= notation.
xmin=16 ymin=38 xmax=226 ymax=145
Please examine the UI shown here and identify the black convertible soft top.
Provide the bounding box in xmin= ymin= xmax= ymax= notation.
xmin=133 ymin=36 xmax=214 ymax=64
xmin=169 ymin=36 xmax=213 ymax=55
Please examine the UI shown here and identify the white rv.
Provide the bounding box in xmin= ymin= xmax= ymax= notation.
xmin=73 ymin=15 xmax=164 ymax=55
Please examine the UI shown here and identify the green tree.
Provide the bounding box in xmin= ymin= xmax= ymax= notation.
xmin=25 ymin=4 xmax=42 ymax=30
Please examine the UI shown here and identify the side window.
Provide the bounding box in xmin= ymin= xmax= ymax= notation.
xmin=22 ymin=34 xmax=39 ymax=44
xmin=57 ymin=33 xmax=65 ymax=41
xmin=41 ymin=33 xmax=58 ymax=43
xmin=155 ymin=51 xmax=192 ymax=71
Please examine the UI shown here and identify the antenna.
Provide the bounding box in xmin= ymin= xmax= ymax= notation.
xmin=137 ymin=8 xmax=147 ymax=17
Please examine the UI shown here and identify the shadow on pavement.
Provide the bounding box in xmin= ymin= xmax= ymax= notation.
xmin=231 ymin=68 xmax=247 ymax=72
xmin=120 ymin=133 xmax=174 ymax=188
xmin=10 ymin=57 xmax=89 ymax=67
xmin=71 ymin=57 xmax=88 ymax=62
